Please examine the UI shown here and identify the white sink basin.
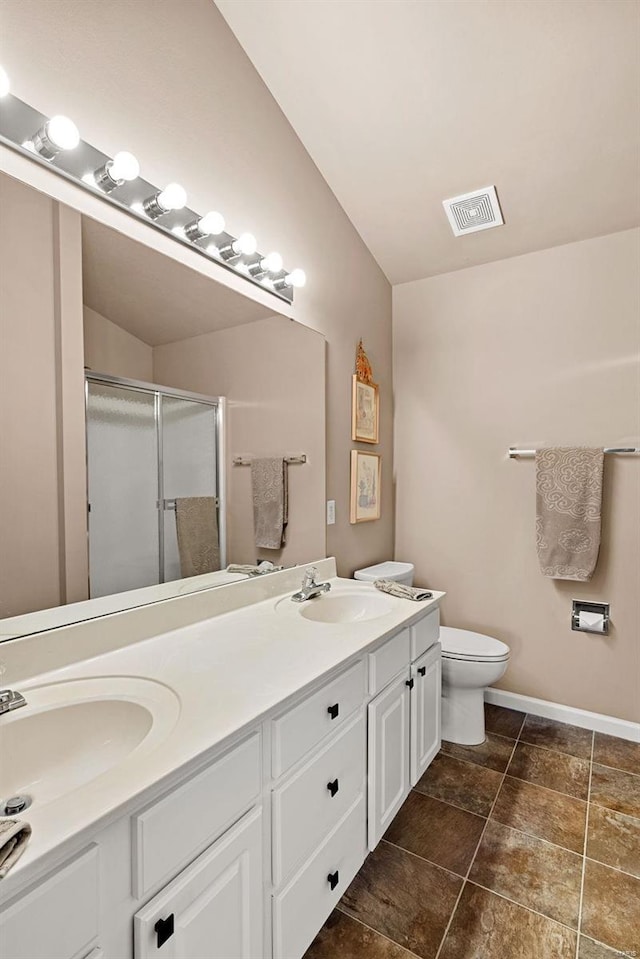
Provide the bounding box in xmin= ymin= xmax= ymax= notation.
xmin=0 ymin=677 xmax=180 ymax=809
xmin=276 ymin=587 xmax=394 ymax=624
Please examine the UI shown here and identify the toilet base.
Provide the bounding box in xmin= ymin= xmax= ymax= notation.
xmin=441 ymin=685 xmax=486 ymax=746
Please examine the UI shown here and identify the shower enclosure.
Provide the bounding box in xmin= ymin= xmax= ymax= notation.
xmin=85 ymin=372 xmax=226 ymax=599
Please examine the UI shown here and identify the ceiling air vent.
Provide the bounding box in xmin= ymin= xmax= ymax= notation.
xmin=443 ymin=185 xmax=504 ymax=236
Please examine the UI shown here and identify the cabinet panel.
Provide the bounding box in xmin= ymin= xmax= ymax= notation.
xmin=410 ymin=608 xmax=440 ymax=661
xmin=271 ymin=661 xmax=365 ymax=778
xmin=272 ymin=711 xmax=365 ymax=886
xmin=368 ymin=628 xmax=410 ymax=696
xmin=133 ymin=732 xmax=260 ymax=897
xmin=411 ymin=643 xmax=442 ymax=786
xmin=134 ymin=807 xmax=263 ymax=959
xmin=367 ymin=671 xmax=411 ymax=850
xmin=0 ymin=845 xmax=99 ymax=959
xmin=273 ymin=795 xmax=366 ymax=959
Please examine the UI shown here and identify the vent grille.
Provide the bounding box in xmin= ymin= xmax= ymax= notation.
xmin=443 ymin=185 xmax=504 ymax=236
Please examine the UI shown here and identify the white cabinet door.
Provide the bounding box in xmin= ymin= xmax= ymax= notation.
xmin=134 ymin=807 xmax=263 ymax=959
xmin=367 ymin=670 xmax=411 ymax=850
xmin=410 ymin=643 xmax=442 ymax=786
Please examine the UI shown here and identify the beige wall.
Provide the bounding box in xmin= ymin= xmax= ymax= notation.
xmin=0 ymin=174 xmax=88 ymax=618
xmin=394 ymin=229 xmax=640 ymax=722
xmin=1 ymin=0 xmax=394 ymax=575
xmin=154 ymin=316 xmax=326 ymax=567
xmin=83 ymin=306 xmax=153 ymax=382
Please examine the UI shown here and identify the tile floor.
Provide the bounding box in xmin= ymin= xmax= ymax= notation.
xmin=304 ymin=703 xmax=640 ymax=959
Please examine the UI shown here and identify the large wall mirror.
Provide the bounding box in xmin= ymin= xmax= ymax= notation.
xmin=0 ymin=169 xmax=326 ymax=640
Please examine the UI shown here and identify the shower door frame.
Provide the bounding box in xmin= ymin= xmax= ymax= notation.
xmin=85 ymin=371 xmax=227 ymax=594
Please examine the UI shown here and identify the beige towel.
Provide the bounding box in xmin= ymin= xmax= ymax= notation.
xmin=175 ymin=497 xmax=220 ymax=578
xmin=0 ymin=819 xmax=31 ymax=878
xmin=374 ymin=579 xmax=433 ymax=601
xmin=535 ymin=448 xmax=604 ymax=581
xmin=251 ymin=458 xmax=288 ymax=550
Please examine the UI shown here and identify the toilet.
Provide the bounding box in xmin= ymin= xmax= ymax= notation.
xmin=440 ymin=627 xmax=510 ymax=746
xmin=353 ymin=561 xmax=415 ymax=586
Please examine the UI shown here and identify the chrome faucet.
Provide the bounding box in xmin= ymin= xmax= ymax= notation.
xmin=291 ymin=566 xmax=331 ymax=603
xmin=0 ymin=689 xmax=26 ymax=716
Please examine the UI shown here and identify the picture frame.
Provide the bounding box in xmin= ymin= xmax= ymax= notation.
xmin=350 ymin=450 xmax=382 ymax=523
xmin=351 ymin=375 xmax=379 ymax=444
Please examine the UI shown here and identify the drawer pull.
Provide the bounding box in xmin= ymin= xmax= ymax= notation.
xmin=327 ymin=870 xmax=340 ymax=891
xmin=327 ymin=703 xmax=339 ymax=720
xmin=155 ymin=914 xmax=175 ymax=949
xmin=418 ymin=666 xmax=426 ymax=677
xmin=327 ymin=778 xmax=339 ymax=797
xmin=406 ymin=678 xmax=414 ymax=689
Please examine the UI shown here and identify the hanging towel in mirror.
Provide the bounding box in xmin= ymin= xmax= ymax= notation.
xmin=251 ymin=458 xmax=288 ymax=549
xmin=535 ymin=448 xmax=604 ymax=581
xmin=175 ymin=496 xmax=220 ymax=577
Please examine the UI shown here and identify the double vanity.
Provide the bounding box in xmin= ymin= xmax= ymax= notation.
xmin=0 ymin=559 xmax=444 ymax=959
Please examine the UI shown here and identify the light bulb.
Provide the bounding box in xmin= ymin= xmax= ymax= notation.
xmin=46 ymin=116 xmax=80 ymax=150
xmin=31 ymin=115 xmax=80 ymax=159
xmin=232 ymin=232 xmax=258 ymax=256
xmin=142 ymin=182 xmax=187 ymax=219
xmin=109 ymin=151 xmax=140 ymax=182
xmin=0 ymin=66 xmax=9 ymax=98
xmin=285 ymin=269 xmax=306 ymax=288
xmin=184 ymin=210 xmax=225 ymax=241
xmin=91 ymin=151 xmax=140 ymax=193
xmin=261 ymin=252 xmax=283 ymax=273
xmin=157 ymin=182 xmax=187 ymax=212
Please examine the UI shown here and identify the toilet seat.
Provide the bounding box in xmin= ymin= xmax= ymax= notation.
xmin=440 ymin=626 xmax=510 ymax=663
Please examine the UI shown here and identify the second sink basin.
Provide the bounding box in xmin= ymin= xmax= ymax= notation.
xmin=276 ymin=586 xmax=394 ymax=624
xmin=0 ymin=676 xmax=180 ymax=809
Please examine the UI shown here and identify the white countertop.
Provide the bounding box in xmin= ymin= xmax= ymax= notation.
xmin=0 ymin=565 xmax=443 ymax=893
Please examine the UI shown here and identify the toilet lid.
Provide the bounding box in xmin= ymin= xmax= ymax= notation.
xmin=440 ymin=626 xmax=510 ymax=662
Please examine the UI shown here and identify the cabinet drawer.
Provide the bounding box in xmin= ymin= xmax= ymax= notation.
xmin=272 ymin=712 xmax=365 ymax=886
xmin=273 ymin=795 xmax=366 ymax=959
xmin=133 ymin=731 xmax=261 ymax=897
xmin=0 ymin=845 xmax=99 ymax=959
xmin=271 ymin=661 xmax=365 ymax=778
xmin=134 ymin=807 xmax=263 ymax=959
xmin=368 ymin=628 xmax=411 ymax=695
xmin=411 ymin=608 xmax=440 ymax=661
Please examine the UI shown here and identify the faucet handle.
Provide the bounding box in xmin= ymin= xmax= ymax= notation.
xmin=302 ymin=566 xmax=318 ymax=588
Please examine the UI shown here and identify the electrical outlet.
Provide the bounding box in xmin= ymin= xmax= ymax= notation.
xmin=326 ymin=500 xmax=336 ymax=525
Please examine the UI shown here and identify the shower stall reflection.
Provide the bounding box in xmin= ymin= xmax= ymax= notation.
xmin=85 ymin=374 xmax=225 ymax=599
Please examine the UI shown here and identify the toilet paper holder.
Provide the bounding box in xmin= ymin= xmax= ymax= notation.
xmin=571 ymin=600 xmax=610 ymax=635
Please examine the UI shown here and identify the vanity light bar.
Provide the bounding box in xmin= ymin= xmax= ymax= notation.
xmin=0 ymin=65 xmax=305 ymax=304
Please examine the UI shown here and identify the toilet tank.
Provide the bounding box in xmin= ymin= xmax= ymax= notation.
xmin=353 ymin=561 xmax=415 ymax=586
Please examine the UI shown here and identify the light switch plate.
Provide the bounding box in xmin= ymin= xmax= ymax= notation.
xmin=326 ymin=500 xmax=336 ymax=525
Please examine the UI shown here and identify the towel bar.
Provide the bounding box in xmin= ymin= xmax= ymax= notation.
xmin=232 ymin=455 xmax=307 ymax=466
xmin=508 ymin=447 xmax=639 ymax=458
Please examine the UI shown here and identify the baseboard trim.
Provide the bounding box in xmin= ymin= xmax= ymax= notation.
xmin=485 ymin=688 xmax=640 ymax=743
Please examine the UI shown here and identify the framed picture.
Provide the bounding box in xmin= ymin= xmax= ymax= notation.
xmin=352 ymin=375 xmax=379 ymax=444
xmin=350 ymin=450 xmax=382 ymax=523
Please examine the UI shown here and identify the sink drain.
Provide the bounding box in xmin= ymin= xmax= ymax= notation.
xmin=1 ymin=795 xmax=32 ymax=816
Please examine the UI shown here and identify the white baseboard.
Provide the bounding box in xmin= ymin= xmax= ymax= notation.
xmin=485 ymin=688 xmax=640 ymax=744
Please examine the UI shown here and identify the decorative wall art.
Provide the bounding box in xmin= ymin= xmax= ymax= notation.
xmin=350 ymin=450 xmax=382 ymax=523
xmin=352 ymin=339 xmax=379 ymax=444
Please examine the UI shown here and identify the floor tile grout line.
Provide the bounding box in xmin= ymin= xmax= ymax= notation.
xmin=410 ymin=787 xmax=492 ymax=820
xmin=433 ymin=719 xmax=523 ymax=959
xmin=590 ymin=759 xmax=640 ymax=779
xmin=334 ymin=904 xmax=424 ymax=959
xmin=380 ymin=838 xmax=468 ymax=882
xmin=501 ymin=770 xmax=590 ymax=805
xmin=576 ymin=730 xmax=595 ymax=959
xmin=587 ymin=796 xmax=640 ymax=821
xmin=463 ymin=878 xmax=581 ymax=935
xmin=583 ymin=855 xmax=640 ymax=882
xmin=518 ymin=736 xmax=593 ymax=763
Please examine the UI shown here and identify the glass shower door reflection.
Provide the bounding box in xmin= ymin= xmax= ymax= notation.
xmin=86 ymin=383 xmax=160 ymax=598
xmin=161 ymin=396 xmax=219 ymax=584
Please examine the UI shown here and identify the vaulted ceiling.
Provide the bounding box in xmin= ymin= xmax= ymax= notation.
xmin=216 ymin=0 xmax=640 ymax=284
